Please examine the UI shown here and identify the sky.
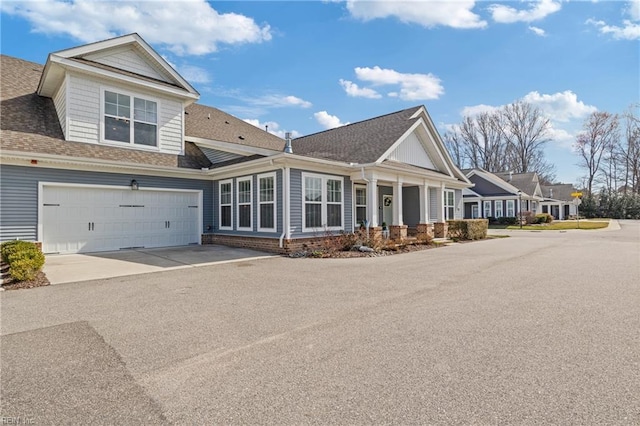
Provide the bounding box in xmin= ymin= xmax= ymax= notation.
xmin=1 ymin=0 xmax=639 ymax=185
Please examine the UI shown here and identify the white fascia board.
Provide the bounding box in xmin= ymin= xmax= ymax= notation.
xmin=208 ymin=153 xmax=355 ymax=178
xmin=375 ymin=162 xmax=467 ymax=185
xmin=0 ymin=151 xmax=209 ymax=180
xmin=50 ymin=33 xmax=199 ymax=96
xmin=52 ymin=56 xmax=199 ymax=101
xmin=188 ymin=136 xmax=282 ymax=157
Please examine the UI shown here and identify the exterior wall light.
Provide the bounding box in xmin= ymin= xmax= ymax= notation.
xmin=131 ymin=179 xmax=139 ymax=190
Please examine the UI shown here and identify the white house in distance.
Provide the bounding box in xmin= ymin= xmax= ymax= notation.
xmin=0 ymin=33 xmax=472 ymax=255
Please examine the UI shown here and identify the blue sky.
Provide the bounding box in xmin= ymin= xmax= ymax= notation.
xmin=1 ymin=0 xmax=639 ymax=184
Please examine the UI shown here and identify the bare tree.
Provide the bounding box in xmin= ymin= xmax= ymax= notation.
xmin=443 ymin=130 xmax=468 ymax=169
xmin=458 ymin=112 xmax=507 ymax=171
xmin=575 ymin=111 xmax=620 ymax=195
xmin=500 ymin=100 xmax=552 ymax=174
xmin=620 ymin=105 xmax=640 ymax=194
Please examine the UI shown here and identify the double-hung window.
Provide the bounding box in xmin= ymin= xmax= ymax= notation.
xmin=219 ymin=180 xmax=233 ymax=230
xmin=444 ymin=190 xmax=455 ymax=220
xmin=355 ymin=185 xmax=367 ymax=227
xmin=483 ymin=200 xmax=492 ymax=218
xmin=303 ymin=173 xmax=343 ymax=231
xmin=237 ymin=177 xmax=252 ymax=230
xmin=258 ymin=173 xmax=276 ymax=231
xmin=495 ymin=200 xmax=503 ymax=218
xmin=506 ymin=200 xmax=515 ymax=217
xmin=104 ymin=90 xmax=157 ymax=147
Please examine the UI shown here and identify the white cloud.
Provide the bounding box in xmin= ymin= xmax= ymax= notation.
xmin=460 ymin=104 xmax=500 ymax=117
xmin=250 ymin=95 xmax=313 ymax=109
xmin=345 ymin=0 xmax=487 ymax=29
xmin=0 ymin=0 xmax=272 ymax=55
xmin=547 ymin=126 xmax=575 ymax=149
xmin=522 ymin=90 xmax=597 ymax=122
xmin=629 ymin=0 xmax=640 ymax=21
xmin=314 ymin=111 xmax=349 ymax=129
xmin=528 ymin=26 xmax=546 ymax=36
xmin=243 ymin=118 xmax=301 ymax=139
xmin=489 ymin=0 xmax=561 ymax=23
xmin=339 ymin=79 xmax=382 ymax=99
xmin=177 ymin=65 xmax=211 ymax=84
xmin=354 ymin=66 xmax=444 ymax=101
xmin=586 ymin=18 xmax=640 ymax=40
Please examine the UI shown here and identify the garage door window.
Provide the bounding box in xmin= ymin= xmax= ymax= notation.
xmin=104 ymin=90 xmax=157 ymax=147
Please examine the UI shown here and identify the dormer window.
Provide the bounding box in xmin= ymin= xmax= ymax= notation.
xmin=103 ymin=90 xmax=157 ymax=147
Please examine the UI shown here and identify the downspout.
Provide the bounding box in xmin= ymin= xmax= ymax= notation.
xmin=279 ymin=165 xmax=288 ymax=248
xmin=361 ymin=167 xmax=370 ymax=236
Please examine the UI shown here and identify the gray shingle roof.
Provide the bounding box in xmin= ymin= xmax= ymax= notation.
xmin=496 ymin=172 xmax=539 ymax=196
xmin=185 ymin=103 xmax=285 ymax=151
xmin=541 ymin=184 xmax=576 ymax=201
xmin=291 ymin=106 xmax=423 ymax=163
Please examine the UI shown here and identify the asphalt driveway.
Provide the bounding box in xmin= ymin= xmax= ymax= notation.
xmin=1 ymin=221 xmax=638 ymax=424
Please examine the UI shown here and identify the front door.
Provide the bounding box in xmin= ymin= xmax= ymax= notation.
xmin=382 ymin=195 xmax=393 ymax=226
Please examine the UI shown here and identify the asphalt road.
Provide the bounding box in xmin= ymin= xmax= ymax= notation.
xmin=1 ymin=221 xmax=639 ymax=424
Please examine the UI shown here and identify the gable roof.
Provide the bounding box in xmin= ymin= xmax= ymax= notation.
xmin=495 ymin=172 xmax=540 ymax=197
xmin=185 ymin=103 xmax=285 ymax=152
xmin=541 ymin=184 xmax=577 ymax=202
xmin=37 ymin=33 xmax=198 ymax=100
xmin=1 ymin=54 xmax=210 ymax=170
xmin=466 ymin=169 xmax=522 ymax=195
xmin=292 ymin=106 xmax=423 ymax=164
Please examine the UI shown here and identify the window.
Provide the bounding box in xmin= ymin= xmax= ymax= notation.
xmin=258 ymin=173 xmax=276 ymax=231
xmin=495 ymin=200 xmax=503 ymax=218
xmin=104 ymin=90 xmax=157 ymax=147
xmin=237 ymin=177 xmax=252 ymax=230
xmin=444 ymin=190 xmax=455 ymax=220
xmin=484 ymin=200 xmax=492 ymax=218
xmin=355 ymin=186 xmax=367 ymax=227
xmin=506 ymin=200 xmax=515 ymax=217
xmin=303 ymin=173 xmax=343 ymax=231
xmin=219 ymin=180 xmax=232 ymax=230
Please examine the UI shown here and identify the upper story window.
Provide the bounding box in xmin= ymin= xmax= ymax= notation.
xmin=104 ymin=90 xmax=157 ymax=147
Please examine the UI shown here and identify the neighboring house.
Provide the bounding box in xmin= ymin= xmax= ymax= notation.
xmin=0 ymin=33 xmax=471 ymax=255
xmin=539 ymin=184 xmax=579 ymax=220
xmin=462 ymin=169 xmax=544 ymax=219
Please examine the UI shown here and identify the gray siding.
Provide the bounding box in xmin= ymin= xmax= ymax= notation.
xmin=290 ymin=168 xmax=352 ymax=237
xmin=212 ymin=170 xmax=283 ymax=237
xmin=0 ymin=165 xmax=213 ymax=242
xmin=429 ymin=187 xmax=438 ymax=222
xmin=469 ymin=174 xmax=513 ymax=197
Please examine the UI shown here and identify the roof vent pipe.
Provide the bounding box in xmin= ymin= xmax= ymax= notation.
xmin=550 ymin=188 xmax=553 ymax=198
xmin=508 ymin=171 xmax=513 ymax=182
xmin=284 ymin=132 xmax=293 ymax=154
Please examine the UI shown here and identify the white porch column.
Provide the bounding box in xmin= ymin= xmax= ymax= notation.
xmin=393 ymin=178 xmax=403 ymax=225
xmin=419 ymin=182 xmax=429 ymax=223
xmin=437 ymin=182 xmax=445 ymax=222
xmin=367 ymin=178 xmax=378 ymax=227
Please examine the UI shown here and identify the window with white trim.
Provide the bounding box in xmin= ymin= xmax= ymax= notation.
xmin=506 ymin=200 xmax=515 ymax=217
xmin=219 ymin=180 xmax=232 ymax=230
xmin=444 ymin=190 xmax=455 ymax=220
xmin=355 ymin=185 xmax=367 ymax=227
xmin=495 ymin=200 xmax=503 ymax=218
xmin=484 ymin=200 xmax=492 ymax=218
xmin=103 ymin=90 xmax=157 ymax=147
xmin=258 ymin=173 xmax=276 ymax=231
xmin=303 ymin=173 xmax=343 ymax=231
xmin=237 ymin=177 xmax=252 ymax=230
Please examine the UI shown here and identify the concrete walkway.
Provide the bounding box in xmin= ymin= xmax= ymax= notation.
xmin=43 ymin=245 xmax=276 ymax=285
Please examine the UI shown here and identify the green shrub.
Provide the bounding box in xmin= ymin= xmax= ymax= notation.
xmin=0 ymin=240 xmax=45 ymax=282
xmin=535 ymin=213 xmax=553 ymax=224
xmin=446 ymin=219 xmax=488 ymax=240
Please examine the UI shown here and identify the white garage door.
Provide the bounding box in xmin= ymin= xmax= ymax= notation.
xmin=42 ymin=185 xmax=201 ymax=254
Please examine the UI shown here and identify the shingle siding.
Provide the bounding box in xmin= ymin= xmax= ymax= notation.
xmin=0 ymin=165 xmax=213 ymax=242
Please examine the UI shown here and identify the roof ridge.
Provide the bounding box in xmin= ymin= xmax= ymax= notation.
xmin=294 ymin=105 xmax=423 ymax=140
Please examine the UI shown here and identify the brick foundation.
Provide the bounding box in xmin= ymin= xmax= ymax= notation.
xmin=433 ymin=222 xmax=448 ymax=238
xmin=415 ymin=223 xmax=434 ymax=241
xmin=201 ymin=233 xmax=350 ymax=254
xmin=389 ymin=225 xmax=408 ymax=240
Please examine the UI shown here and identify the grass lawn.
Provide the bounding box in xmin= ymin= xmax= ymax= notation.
xmin=505 ymin=220 xmax=609 ymax=230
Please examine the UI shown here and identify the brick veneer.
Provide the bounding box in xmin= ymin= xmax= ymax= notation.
xmin=201 ymin=234 xmax=347 ymax=254
xmin=433 ymin=222 xmax=448 ymax=238
xmin=415 ymin=223 xmax=434 ymax=241
xmin=389 ymin=225 xmax=408 ymax=240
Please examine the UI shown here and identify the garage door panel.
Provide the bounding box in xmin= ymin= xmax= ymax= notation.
xmin=42 ymin=186 xmax=201 ymax=254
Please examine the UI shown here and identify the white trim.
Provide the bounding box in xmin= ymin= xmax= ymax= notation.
xmin=236 ymin=175 xmax=253 ymax=231
xmin=483 ymin=200 xmax=492 ymax=218
xmin=37 ymin=182 xmax=203 ymax=245
xmin=506 ymin=199 xmax=515 ymax=217
xmin=444 ymin=189 xmax=455 ymax=220
xmin=219 ymin=179 xmax=233 ymax=231
xmin=354 ymin=184 xmax=367 ymax=229
xmin=495 ymin=200 xmax=504 ymax=218
xmin=257 ymin=172 xmax=277 ymax=232
xmin=301 ymin=172 xmax=345 ymax=233
xmin=189 ymin=136 xmax=282 ymax=157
